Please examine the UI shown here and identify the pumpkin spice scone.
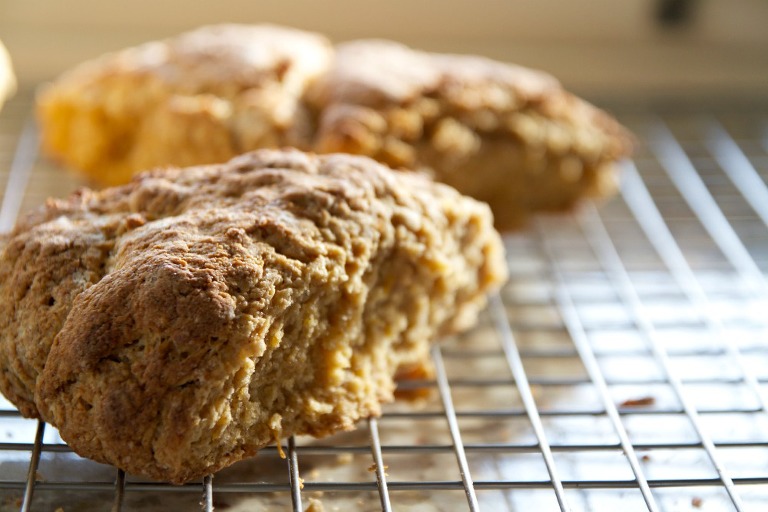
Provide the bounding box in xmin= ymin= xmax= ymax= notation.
xmin=0 ymin=149 xmax=507 ymax=483
xmin=37 ymin=24 xmax=332 ymax=185
xmin=309 ymin=40 xmax=633 ymax=229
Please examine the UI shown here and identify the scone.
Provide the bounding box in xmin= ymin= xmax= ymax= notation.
xmin=309 ymin=40 xmax=632 ymax=229
xmin=0 ymin=149 xmax=507 ymax=483
xmin=37 ymin=25 xmax=632 ymax=229
xmin=0 ymin=39 xmax=16 ymax=111
xmin=37 ymin=24 xmax=332 ymax=185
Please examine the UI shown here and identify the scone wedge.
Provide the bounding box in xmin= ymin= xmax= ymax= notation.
xmin=0 ymin=149 xmax=507 ymax=483
xmin=37 ymin=24 xmax=331 ymax=185
xmin=310 ymin=40 xmax=633 ymax=229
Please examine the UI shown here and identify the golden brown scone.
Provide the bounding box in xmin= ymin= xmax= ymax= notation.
xmin=0 ymin=39 xmax=16 ymax=111
xmin=0 ymin=149 xmax=507 ymax=483
xmin=37 ymin=24 xmax=332 ymax=185
xmin=37 ymin=26 xmax=632 ymax=229
xmin=309 ymin=40 xmax=633 ymax=230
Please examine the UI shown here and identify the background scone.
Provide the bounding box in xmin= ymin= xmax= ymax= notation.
xmin=0 ymin=149 xmax=507 ymax=483
xmin=0 ymin=39 xmax=16 ymax=111
xmin=310 ymin=40 xmax=633 ymax=230
xmin=37 ymin=24 xmax=332 ymax=185
xmin=37 ymin=24 xmax=632 ymax=229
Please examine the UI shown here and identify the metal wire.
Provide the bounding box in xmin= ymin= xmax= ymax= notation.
xmin=650 ymin=119 xmax=767 ymax=294
xmin=535 ymin=224 xmax=661 ymax=512
xmin=489 ymin=294 xmax=570 ymax=511
xmin=202 ymin=474 xmax=213 ymax=512
xmin=431 ymin=345 xmax=480 ymax=511
xmin=0 ymin=117 xmax=36 ymax=233
xmin=111 ymin=470 xmax=125 ymax=512
xmin=367 ymin=416 xmax=393 ymax=511
xmin=576 ymin=203 xmax=746 ymax=509
xmin=19 ymin=421 xmax=44 ymax=512
xmin=1 ymin=95 xmax=767 ymax=510
xmin=621 ymin=161 xmax=768 ymax=414
xmin=707 ymin=119 xmax=768 ymax=229
xmin=287 ymin=436 xmax=302 ymax=512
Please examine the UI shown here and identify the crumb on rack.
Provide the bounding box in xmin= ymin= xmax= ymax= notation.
xmin=270 ymin=414 xmax=286 ymax=459
xmin=394 ymin=362 xmax=435 ymax=401
xmin=619 ymin=396 xmax=656 ymax=407
xmin=692 ymin=496 xmax=703 ymax=508
xmin=305 ymin=497 xmax=326 ymax=512
xmin=336 ymin=453 xmax=353 ymax=465
xmin=367 ymin=463 xmax=389 ymax=476
xmin=641 ymin=454 xmax=652 ymax=462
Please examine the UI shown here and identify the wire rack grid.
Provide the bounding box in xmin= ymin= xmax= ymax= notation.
xmin=1 ymin=92 xmax=768 ymax=511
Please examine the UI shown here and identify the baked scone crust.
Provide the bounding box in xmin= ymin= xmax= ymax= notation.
xmin=37 ymin=24 xmax=332 ymax=185
xmin=310 ymin=40 xmax=633 ymax=229
xmin=0 ymin=149 xmax=506 ymax=483
xmin=37 ymin=25 xmax=633 ymax=229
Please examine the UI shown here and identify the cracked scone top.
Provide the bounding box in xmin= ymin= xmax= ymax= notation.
xmin=309 ymin=40 xmax=633 ymax=229
xmin=37 ymin=24 xmax=332 ymax=185
xmin=0 ymin=149 xmax=507 ymax=483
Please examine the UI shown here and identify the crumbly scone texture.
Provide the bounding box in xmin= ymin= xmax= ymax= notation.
xmin=0 ymin=39 xmax=16 ymax=111
xmin=309 ymin=40 xmax=634 ymax=229
xmin=0 ymin=149 xmax=507 ymax=483
xmin=37 ymin=24 xmax=332 ymax=185
xmin=37 ymin=26 xmax=632 ymax=229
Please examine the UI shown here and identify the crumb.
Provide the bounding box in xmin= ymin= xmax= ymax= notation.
xmin=692 ymin=497 xmax=703 ymax=508
xmin=394 ymin=363 xmax=435 ymax=401
xmin=336 ymin=453 xmax=353 ymax=465
xmin=298 ymin=477 xmax=304 ymax=490
xmin=619 ymin=396 xmax=656 ymax=407
xmin=641 ymin=454 xmax=651 ymax=462
xmin=271 ymin=414 xmax=286 ymax=459
xmin=305 ymin=497 xmax=325 ymax=512
xmin=368 ymin=463 xmax=389 ymax=475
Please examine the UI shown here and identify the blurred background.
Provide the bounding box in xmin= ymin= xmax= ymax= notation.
xmin=1 ymin=0 xmax=767 ymax=100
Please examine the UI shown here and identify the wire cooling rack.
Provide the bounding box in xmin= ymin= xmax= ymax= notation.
xmin=1 ymin=92 xmax=768 ymax=511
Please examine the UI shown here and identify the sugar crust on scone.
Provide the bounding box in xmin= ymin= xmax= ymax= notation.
xmin=310 ymin=40 xmax=633 ymax=229
xmin=0 ymin=149 xmax=507 ymax=483
xmin=37 ymin=24 xmax=332 ymax=185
